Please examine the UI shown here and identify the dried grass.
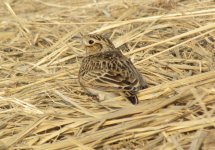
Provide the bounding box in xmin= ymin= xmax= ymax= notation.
xmin=0 ymin=0 xmax=215 ymax=149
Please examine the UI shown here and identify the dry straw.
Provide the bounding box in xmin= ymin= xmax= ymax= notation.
xmin=0 ymin=0 xmax=215 ymax=149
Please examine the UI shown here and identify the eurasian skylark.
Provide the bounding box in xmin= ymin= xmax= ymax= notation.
xmin=78 ymin=34 xmax=147 ymax=105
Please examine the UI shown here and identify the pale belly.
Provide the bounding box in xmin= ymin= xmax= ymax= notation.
xmin=87 ymin=88 xmax=118 ymax=101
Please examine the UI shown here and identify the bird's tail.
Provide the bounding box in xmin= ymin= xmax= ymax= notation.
xmin=125 ymin=92 xmax=139 ymax=105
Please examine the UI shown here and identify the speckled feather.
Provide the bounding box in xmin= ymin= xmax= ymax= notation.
xmin=78 ymin=34 xmax=147 ymax=104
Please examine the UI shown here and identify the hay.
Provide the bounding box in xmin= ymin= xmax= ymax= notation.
xmin=0 ymin=0 xmax=215 ymax=149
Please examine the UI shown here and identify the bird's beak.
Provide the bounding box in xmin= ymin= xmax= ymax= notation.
xmin=71 ymin=33 xmax=84 ymax=45
xmin=77 ymin=32 xmax=85 ymax=44
xmin=71 ymin=32 xmax=84 ymax=41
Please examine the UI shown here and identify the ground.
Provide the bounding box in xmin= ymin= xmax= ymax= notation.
xmin=0 ymin=0 xmax=215 ymax=149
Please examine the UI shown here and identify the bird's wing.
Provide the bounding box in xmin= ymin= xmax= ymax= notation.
xmin=79 ymin=51 xmax=146 ymax=92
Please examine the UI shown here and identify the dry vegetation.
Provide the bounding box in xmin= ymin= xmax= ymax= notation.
xmin=0 ymin=0 xmax=215 ymax=149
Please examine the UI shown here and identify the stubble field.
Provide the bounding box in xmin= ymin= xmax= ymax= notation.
xmin=0 ymin=0 xmax=215 ymax=149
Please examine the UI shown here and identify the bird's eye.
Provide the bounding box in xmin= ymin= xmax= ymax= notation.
xmin=88 ymin=40 xmax=94 ymax=44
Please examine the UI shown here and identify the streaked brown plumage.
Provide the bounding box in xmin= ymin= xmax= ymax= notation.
xmin=78 ymin=34 xmax=147 ymax=104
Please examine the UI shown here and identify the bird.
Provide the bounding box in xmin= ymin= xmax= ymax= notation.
xmin=78 ymin=33 xmax=148 ymax=105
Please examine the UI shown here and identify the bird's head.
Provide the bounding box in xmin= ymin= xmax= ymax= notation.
xmin=81 ymin=33 xmax=116 ymax=56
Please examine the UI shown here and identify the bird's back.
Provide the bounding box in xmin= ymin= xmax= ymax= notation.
xmin=79 ymin=50 xmax=147 ymax=93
